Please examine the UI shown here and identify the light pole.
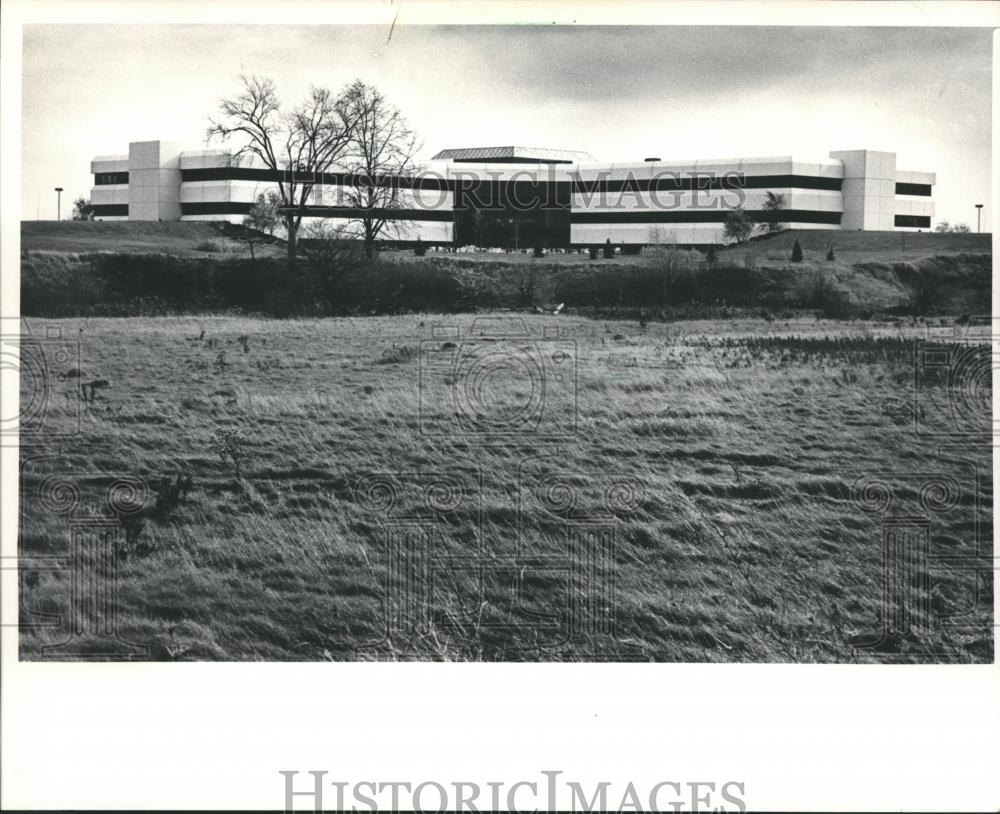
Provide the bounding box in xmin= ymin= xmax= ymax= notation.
xmin=508 ymin=217 xmax=520 ymax=251
xmin=975 ymin=204 xmax=984 ymax=233
xmin=54 ymin=187 xmax=64 ymax=221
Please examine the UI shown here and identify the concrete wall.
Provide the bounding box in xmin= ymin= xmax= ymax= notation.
xmin=91 ymin=184 xmax=129 ymax=207
xmin=127 ymin=141 xmax=183 ymax=221
xmin=829 ymin=149 xmax=897 ymax=231
xmin=89 ymin=155 xmax=130 ymax=220
xmin=90 ymin=156 xmax=129 ymax=174
xmin=571 ymin=155 xmax=844 ymax=181
xmin=894 ymin=167 xmax=937 ymax=229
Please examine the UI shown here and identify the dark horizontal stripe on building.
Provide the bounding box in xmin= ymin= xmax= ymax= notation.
xmin=181 ymin=202 xmax=255 ymax=215
xmin=179 ymin=168 xmax=845 ymax=194
xmin=180 ymin=202 xmax=453 ymax=221
xmin=894 ymin=214 xmax=931 ymax=228
xmin=571 ymin=209 xmax=842 ymax=225
xmin=572 ymin=174 xmax=843 ymax=193
xmin=181 ymin=167 xmax=453 ymax=192
xmin=92 ymin=204 xmax=128 ymax=216
xmin=94 ymin=172 xmax=129 ymax=185
xmin=302 ymin=207 xmax=454 ymax=222
xmin=895 ymin=182 xmax=932 ymax=197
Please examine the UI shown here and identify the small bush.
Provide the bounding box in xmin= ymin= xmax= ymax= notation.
xmin=588 ymin=247 xmax=599 ymax=260
xmin=706 ymin=245 xmax=719 ymax=268
xmin=378 ymin=345 xmax=417 ymax=364
xmin=603 ymin=239 xmax=614 ymax=259
xmin=826 ymin=245 xmax=835 ymax=261
xmin=151 ymin=473 xmax=195 ymax=519
xmin=413 ymin=239 xmax=426 ymax=257
xmin=211 ymin=428 xmax=248 ymax=481
xmin=196 ymin=240 xmax=222 ymax=253
xmin=791 ymin=240 xmax=804 ymax=263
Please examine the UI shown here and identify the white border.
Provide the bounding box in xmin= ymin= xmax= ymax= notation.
xmin=2 ymin=2 xmax=999 ymax=811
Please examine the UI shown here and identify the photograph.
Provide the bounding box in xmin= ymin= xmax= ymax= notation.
xmin=4 ymin=4 xmax=999 ymax=812
xmin=11 ymin=20 xmax=994 ymax=666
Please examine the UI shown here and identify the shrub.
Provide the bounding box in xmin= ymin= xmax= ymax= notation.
xmin=645 ymin=245 xmax=701 ymax=304
xmin=760 ymin=191 xmax=785 ymax=234
xmin=723 ymin=207 xmax=754 ymax=245
xmin=706 ymin=245 xmax=719 ymax=268
xmin=151 ymin=473 xmax=195 ymax=519
xmin=907 ymin=272 xmax=943 ymax=316
xmin=589 ymin=247 xmax=599 ymax=260
xmin=791 ymin=240 xmax=804 ymax=262
xmin=378 ymin=345 xmax=417 ymax=364
xmin=195 ymin=240 xmax=222 ymax=253
xmin=603 ymin=238 xmax=614 ymax=259
xmin=826 ymin=245 xmax=835 ymax=261
xmin=533 ymin=244 xmax=544 ymax=258
xmin=413 ymin=238 xmax=426 ymax=257
xmin=211 ymin=427 xmax=248 ymax=481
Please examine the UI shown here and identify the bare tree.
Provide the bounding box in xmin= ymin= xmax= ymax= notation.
xmin=909 ymin=272 xmax=943 ymax=316
xmin=299 ymin=220 xmax=366 ymax=304
xmin=72 ymin=196 xmax=94 ymax=221
xmin=646 ymin=227 xmax=696 ymax=304
xmin=207 ymin=75 xmax=354 ymax=273
xmin=723 ymin=206 xmax=754 ymax=245
xmin=341 ymin=81 xmax=422 ymax=258
xmin=760 ymin=191 xmax=785 ymax=234
xmin=242 ymin=192 xmax=280 ymax=260
xmin=260 ymin=189 xmax=282 ymax=236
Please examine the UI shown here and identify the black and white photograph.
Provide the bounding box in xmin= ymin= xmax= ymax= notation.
xmin=2 ymin=1 xmax=999 ymax=811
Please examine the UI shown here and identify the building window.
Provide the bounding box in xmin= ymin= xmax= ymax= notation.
xmin=894 ymin=215 xmax=931 ymax=228
xmin=895 ymin=182 xmax=932 ymax=197
xmin=91 ymin=204 xmax=128 ymax=216
xmin=94 ymin=172 xmax=129 ymax=185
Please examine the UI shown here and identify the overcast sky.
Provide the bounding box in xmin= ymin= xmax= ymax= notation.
xmin=21 ymin=24 xmax=993 ymax=225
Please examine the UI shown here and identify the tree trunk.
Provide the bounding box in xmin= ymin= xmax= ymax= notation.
xmin=285 ymin=215 xmax=298 ymax=274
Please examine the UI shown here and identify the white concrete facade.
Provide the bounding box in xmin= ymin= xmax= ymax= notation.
xmin=126 ymin=141 xmax=184 ymax=221
xmin=89 ymin=155 xmax=130 ymax=220
xmin=89 ymin=141 xmax=936 ymax=245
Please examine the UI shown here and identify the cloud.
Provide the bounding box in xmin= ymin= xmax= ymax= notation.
xmin=20 ymin=24 xmax=992 ymax=225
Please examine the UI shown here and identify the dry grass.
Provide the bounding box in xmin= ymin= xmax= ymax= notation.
xmin=21 ymin=220 xmax=284 ymax=258
xmin=381 ymin=229 xmax=990 ymax=266
xmin=726 ymin=228 xmax=990 ymax=266
xmin=17 ymin=313 xmax=992 ymax=662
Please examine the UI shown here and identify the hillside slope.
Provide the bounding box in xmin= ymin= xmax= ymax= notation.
xmin=728 ymin=228 xmax=990 ymax=265
xmin=21 ymin=220 xmax=284 ymax=258
xmin=19 ymin=223 xmax=992 ymax=318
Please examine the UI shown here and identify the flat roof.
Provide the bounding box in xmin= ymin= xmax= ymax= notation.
xmin=432 ymin=146 xmax=597 ymax=163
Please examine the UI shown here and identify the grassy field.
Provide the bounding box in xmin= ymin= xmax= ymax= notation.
xmin=22 ymin=221 xmax=989 ymax=263
xmin=21 ymin=220 xmax=284 ymax=258
xmin=723 ymin=228 xmax=990 ymax=265
xmin=387 ymin=228 xmax=991 ymax=265
xmin=17 ymin=313 xmax=992 ymax=662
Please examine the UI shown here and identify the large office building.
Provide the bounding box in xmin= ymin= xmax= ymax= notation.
xmin=90 ymin=140 xmax=936 ymax=247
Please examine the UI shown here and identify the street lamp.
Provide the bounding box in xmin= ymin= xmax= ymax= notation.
xmin=54 ymin=187 xmax=64 ymax=221
xmin=507 ymin=217 xmax=520 ymax=251
xmin=975 ymin=204 xmax=984 ymax=233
